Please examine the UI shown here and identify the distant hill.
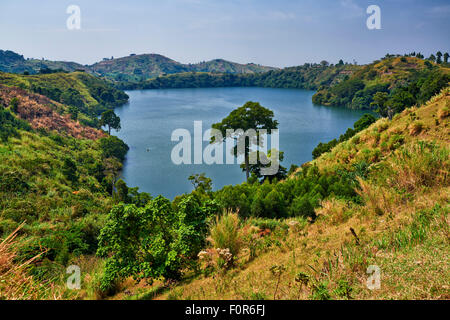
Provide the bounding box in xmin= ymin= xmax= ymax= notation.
xmin=119 ymin=62 xmax=361 ymax=90
xmin=0 ymin=50 xmax=86 ymax=74
xmin=91 ymin=54 xmax=277 ymax=82
xmin=0 ymin=50 xmax=278 ymax=83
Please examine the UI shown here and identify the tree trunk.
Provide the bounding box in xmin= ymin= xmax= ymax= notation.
xmin=245 ymin=152 xmax=250 ymax=181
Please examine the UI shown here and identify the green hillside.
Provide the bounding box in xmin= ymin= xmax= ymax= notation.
xmin=0 ymin=71 xmax=128 ymax=116
xmin=0 ymin=50 xmax=86 ymax=74
xmin=312 ymin=56 xmax=450 ymax=110
xmin=119 ymin=62 xmax=360 ymax=90
xmin=0 ymin=50 xmax=277 ymax=83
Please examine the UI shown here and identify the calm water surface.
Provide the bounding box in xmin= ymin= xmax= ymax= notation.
xmin=114 ymin=87 xmax=369 ymax=199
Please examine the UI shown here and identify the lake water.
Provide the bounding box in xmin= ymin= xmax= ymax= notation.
xmin=114 ymin=87 xmax=369 ymax=199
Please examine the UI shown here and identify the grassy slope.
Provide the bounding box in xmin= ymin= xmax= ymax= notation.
xmin=0 ymin=72 xmax=128 ymax=116
xmin=0 ymin=74 xmax=127 ymax=299
xmin=121 ymin=87 xmax=449 ymax=300
xmin=312 ymin=56 xmax=450 ymax=108
xmin=0 ymin=85 xmax=104 ymax=139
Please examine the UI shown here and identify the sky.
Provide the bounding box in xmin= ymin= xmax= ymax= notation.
xmin=0 ymin=0 xmax=449 ymax=68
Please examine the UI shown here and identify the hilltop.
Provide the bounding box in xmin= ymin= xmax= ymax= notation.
xmin=0 ymin=50 xmax=85 ymax=74
xmin=312 ymin=56 xmax=450 ymax=110
xmin=0 ymin=50 xmax=277 ymax=83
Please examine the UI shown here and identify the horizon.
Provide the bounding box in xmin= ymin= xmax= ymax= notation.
xmin=0 ymin=0 xmax=449 ymax=68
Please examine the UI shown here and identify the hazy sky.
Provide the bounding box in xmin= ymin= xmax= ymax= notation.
xmin=0 ymin=0 xmax=449 ymax=67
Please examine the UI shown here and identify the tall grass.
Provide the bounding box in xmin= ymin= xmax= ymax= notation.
xmin=208 ymin=212 xmax=243 ymax=259
xmin=388 ymin=141 xmax=449 ymax=192
xmin=0 ymin=223 xmax=62 ymax=300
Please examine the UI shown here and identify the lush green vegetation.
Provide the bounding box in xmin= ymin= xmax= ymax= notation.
xmin=97 ymin=195 xmax=219 ymax=291
xmin=1 ymin=50 xmax=449 ymax=300
xmin=118 ymin=63 xmax=359 ymax=90
xmin=312 ymin=114 xmax=377 ymax=159
xmin=0 ymin=71 xmax=129 ymax=117
xmin=312 ymin=56 xmax=450 ymax=113
xmin=0 ymin=50 xmax=276 ymax=83
xmin=0 ymin=106 xmax=31 ymax=141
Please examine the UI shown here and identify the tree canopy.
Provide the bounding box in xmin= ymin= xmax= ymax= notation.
xmin=211 ymin=101 xmax=278 ymax=181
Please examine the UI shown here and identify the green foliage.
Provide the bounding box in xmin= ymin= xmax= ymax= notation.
xmin=311 ymin=56 xmax=450 ymax=116
xmin=310 ymin=281 xmax=332 ymax=300
xmin=242 ymin=149 xmax=287 ymax=183
xmin=312 ymin=114 xmax=376 ymax=159
xmin=211 ymin=101 xmax=278 ymax=181
xmin=0 ymin=108 xmax=31 ymax=141
xmin=99 ymin=136 xmax=129 ymax=161
xmin=188 ymin=173 xmax=213 ymax=193
xmin=115 ymin=179 xmax=129 ymax=203
xmin=62 ymin=157 xmax=78 ymax=183
xmin=120 ymin=63 xmax=358 ymax=91
xmin=99 ymin=110 xmax=121 ymax=134
xmin=213 ymin=163 xmax=360 ymax=219
xmin=0 ymin=70 xmax=129 ymax=118
xmin=209 ymin=212 xmax=243 ymax=259
xmin=97 ymin=195 xmax=219 ymax=289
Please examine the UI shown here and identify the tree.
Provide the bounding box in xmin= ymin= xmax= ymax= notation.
xmin=100 ymin=110 xmax=121 ymax=134
xmin=428 ymin=54 xmax=436 ymax=63
xmin=188 ymin=173 xmax=212 ymax=193
xmin=115 ymin=179 xmax=129 ymax=203
xmin=211 ymin=101 xmax=278 ymax=181
xmin=444 ymin=52 xmax=449 ymax=64
xmin=370 ymin=91 xmax=390 ymax=119
xmin=97 ymin=195 xmax=218 ymax=290
xmin=436 ymin=51 xmax=442 ymax=64
xmin=99 ymin=136 xmax=129 ymax=161
xmin=241 ymin=149 xmax=287 ymax=182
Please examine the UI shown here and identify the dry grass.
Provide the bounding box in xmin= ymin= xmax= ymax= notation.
xmin=0 ymin=223 xmax=62 ymax=300
xmin=0 ymin=85 xmax=105 ymax=140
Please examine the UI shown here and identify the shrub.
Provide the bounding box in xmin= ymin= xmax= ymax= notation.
xmin=209 ymin=212 xmax=243 ymax=260
xmin=97 ymin=195 xmax=218 ymax=289
xmin=99 ymin=136 xmax=129 ymax=161
xmin=290 ymin=195 xmax=316 ymax=219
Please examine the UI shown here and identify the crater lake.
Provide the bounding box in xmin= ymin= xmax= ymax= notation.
xmin=114 ymin=87 xmax=370 ymax=199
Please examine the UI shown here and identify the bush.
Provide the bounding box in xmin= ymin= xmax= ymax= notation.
xmin=0 ymin=108 xmax=31 ymax=141
xmin=97 ymin=195 xmax=219 ymax=288
xmin=290 ymin=196 xmax=316 ymax=219
xmin=209 ymin=212 xmax=243 ymax=260
xmin=99 ymin=136 xmax=129 ymax=161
